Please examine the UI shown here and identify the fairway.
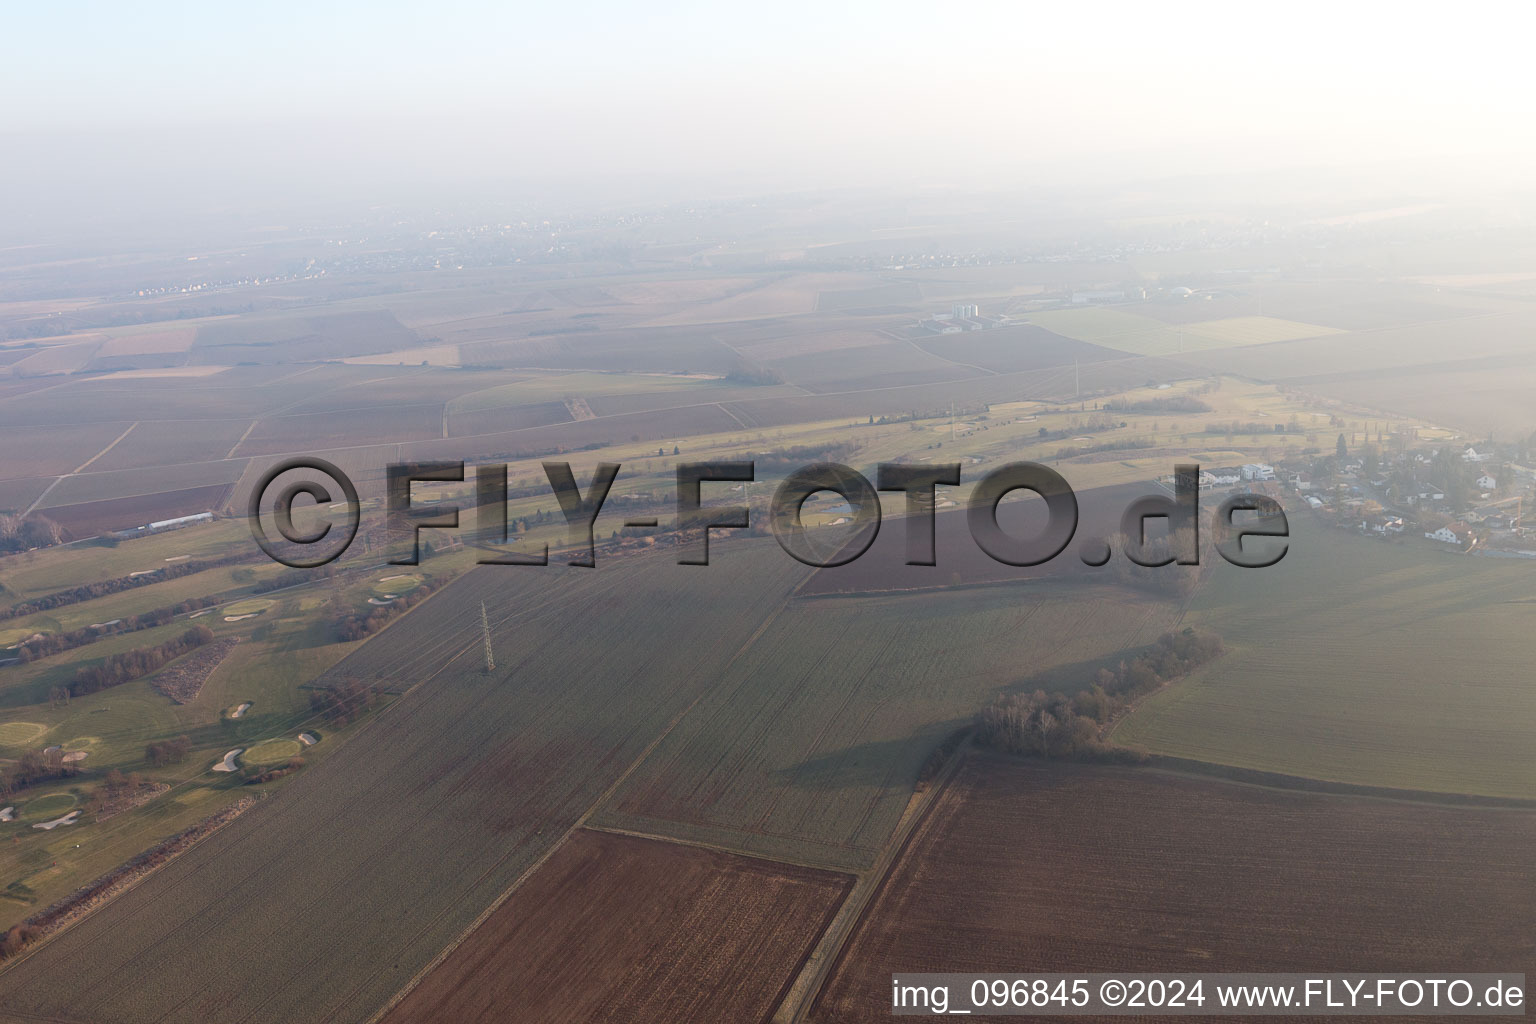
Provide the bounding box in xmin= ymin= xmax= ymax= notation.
xmin=1113 ymin=519 xmax=1536 ymax=797
xmin=220 ymin=599 xmax=274 ymax=617
xmin=242 ymin=738 xmax=302 ymax=765
xmin=19 ymin=793 xmax=78 ymax=822
xmin=372 ymin=575 xmax=422 ymax=597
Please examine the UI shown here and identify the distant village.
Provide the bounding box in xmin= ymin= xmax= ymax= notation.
xmin=1187 ymin=439 xmax=1536 ymax=557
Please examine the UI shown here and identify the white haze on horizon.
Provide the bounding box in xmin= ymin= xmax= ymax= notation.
xmin=2 ymin=0 xmax=1533 ymax=233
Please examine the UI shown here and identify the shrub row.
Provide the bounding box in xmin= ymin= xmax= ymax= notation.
xmin=976 ymin=629 xmax=1225 ymax=759
xmin=68 ymin=625 xmax=215 ymax=698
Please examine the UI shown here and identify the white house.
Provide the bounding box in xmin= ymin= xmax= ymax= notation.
xmin=1425 ymin=525 xmax=1469 ymax=545
xmin=1241 ymin=463 xmax=1276 ymax=482
xmin=1462 ymin=447 xmax=1491 ymax=462
xmin=1476 ymin=474 xmax=1497 ymax=490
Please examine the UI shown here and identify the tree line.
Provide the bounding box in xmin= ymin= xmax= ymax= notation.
xmin=333 ymin=579 xmax=442 ymax=642
xmin=145 ymin=735 xmax=193 ymax=767
xmin=309 ymin=678 xmax=379 ymax=726
xmin=0 ymin=513 xmax=64 ymax=554
xmin=976 ymin=629 xmax=1225 ymax=759
xmin=67 ymin=625 xmax=215 ymax=698
xmin=0 ymin=553 xmax=245 ymax=623
xmin=12 ymin=595 xmax=220 ymax=664
xmin=1205 ymin=419 xmax=1302 ymax=435
xmin=1103 ymin=395 xmax=1211 ymax=414
xmin=0 ymin=748 xmax=77 ymax=798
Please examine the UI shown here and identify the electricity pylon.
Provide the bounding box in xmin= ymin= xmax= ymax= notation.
xmin=480 ymin=601 xmax=495 ymax=674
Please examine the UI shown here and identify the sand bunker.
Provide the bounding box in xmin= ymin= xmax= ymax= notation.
xmin=298 ymin=732 xmax=318 ymax=746
xmin=212 ymin=749 xmax=243 ymax=772
xmin=33 ymin=811 xmax=80 ymax=830
xmin=61 ymin=751 xmax=88 ymax=763
xmin=0 ymin=807 xmax=13 ymax=822
xmin=129 ymin=570 xmax=158 ymax=577
xmin=378 ymin=574 xmax=410 ymax=582
xmin=366 ymin=597 xmax=396 ymax=605
xmin=229 ymin=702 xmax=252 ymax=719
xmin=164 ymin=555 xmax=190 ymax=562
xmin=223 ymin=613 xmax=259 ymax=622
xmin=89 ymin=619 xmax=123 ymax=629
xmin=188 ymin=608 xmax=215 ymax=618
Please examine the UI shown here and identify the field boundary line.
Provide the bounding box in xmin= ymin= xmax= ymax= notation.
xmin=224 ymin=419 xmax=258 ymax=459
xmin=69 ymin=421 xmax=139 ymax=475
xmin=0 ymin=797 xmax=256 ymax=982
xmin=716 ymin=401 xmax=748 ymax=429
xmin=582 ymin=823 xmax=859 ymax=876
xmin=365 ymin=586 xmax=804 ymax=1024
xmin=1138 ymin=755 xmax=1536 ymax=810
xmin=20 ymin=477 xmax=64 ymax=517
xmin=772 ymin=738 xmax=973 ymax=1024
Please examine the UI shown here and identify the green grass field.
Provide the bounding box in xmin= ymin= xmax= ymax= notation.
xmin=1027 ymin=308 xmax=1189 ymax=355
xmin=1178 ymin=315 xmax=1341 ymax=347
xmin=1113 ymin=519 xmax=1536 ymax=797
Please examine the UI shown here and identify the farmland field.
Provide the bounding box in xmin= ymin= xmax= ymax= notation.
xmin=84 ymin=419 xmax=255 ymax=471
xmin=763 ymin=342 xmax=986 ymax=393
xmin=36 ymin=483 xmax=235 ymax=538
xmin=1025 ymin=308 xmax=1190 ymax=356
xmin=0 ymin=420 xmax=136 ymax=479
xmin=383 ymin=829 xmax=852 ymax=1024
xmin=1185 ymin=309 xmax=1536 ymax=384
xmin=1029 ymin=309 xmax=1340 ymax=356
xmin=233 ymin=405 xmax=445 ymax=456
xmin=1176 ymin=315 xmax=1341 ymax=347
xmin=1113 ymin=518 xmax=1536 ymax=797
xmin=461 ymin=325 xmax=743 ymax=375
xmin=1284 ymin=355 xmax=1536 ymax=435
xmin=809 ymin=757 xmax=1536 ymax=1022
xmin=599 ymin=576 xmax=1184 ymax=870
xmin=0 ymin=542 xmax=812 ymax=1024
xmin=913 ymin=326 xmax=1125 ymax=374
xmin=1125 ymin=281 xmax=1504 ymax=330
xmin=189 ymin=310 xmax=421 ymax=364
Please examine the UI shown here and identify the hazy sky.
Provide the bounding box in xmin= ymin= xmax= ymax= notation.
xmin=3 ymin=1 xmax=1533 ymax=227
